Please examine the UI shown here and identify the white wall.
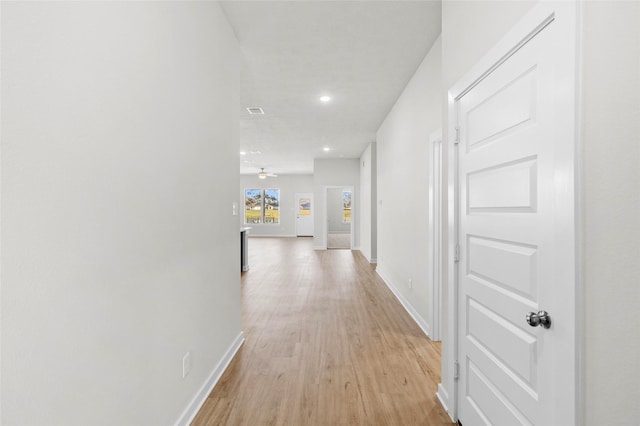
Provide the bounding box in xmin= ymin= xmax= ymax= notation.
xmin=1 ymin=3 xmax=241 ymax=425
xmin=240 ymin=174 xmax=313 ymax=237
xmin=581 ymin=2 xmax=640 ymax=424
xmin=376 ymin=36 xmax=442 ymax=337
xmin=358 ymin=143 xmax=377 ymax=263
xmin=313 ymin=159 xmax=359 ymax=249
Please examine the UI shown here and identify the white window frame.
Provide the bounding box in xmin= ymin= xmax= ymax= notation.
xmin=244 ymin=188 xmax=280 ymax=224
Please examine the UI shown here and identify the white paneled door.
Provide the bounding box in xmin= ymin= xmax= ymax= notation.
xmin=453 ymin=4 xmax=577 ymax=425
xmin=295 ymin=193 xmax=314 ymax=237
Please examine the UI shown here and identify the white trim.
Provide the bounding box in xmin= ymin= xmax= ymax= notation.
xmin=428 ymin=129 xmax=443 ymax=341
xmin=0 ymin=1 xmax=3 ymax=412
xmin=575 ymin=3 xmax=585 ymax=424
xmin=359 ymin=250 xmax=377 ymax=264
xmin=442 ymin=97 xmax=459 ymax=422
xmin=376 ymin=266 xmax=431 ymax=339
xmin=436 ymin=384 xmax=455 ymax=422
xmin=175 ymin=332 xmax=245 ymax=426
xmin=248 ymin=234 xmax=296 ymax=238
xmin=445 ymin=2 xmax=579 ymax=424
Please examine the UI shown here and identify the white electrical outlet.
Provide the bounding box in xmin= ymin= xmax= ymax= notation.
xmin=232 ymin=202 xmax=238 ymax=216
xmin=408 ymin=278 xmax=413 ymax=288
xmin=182 ymin=352 xmax=192 ymax=379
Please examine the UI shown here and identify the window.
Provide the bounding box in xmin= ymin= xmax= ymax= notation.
xmin=298 ymin=198 xmax=311 ymax=216
xmin=245 ymin=188 xmax=280 ymax=224
xmin=343 ymin=190 xmax=352 ymax=223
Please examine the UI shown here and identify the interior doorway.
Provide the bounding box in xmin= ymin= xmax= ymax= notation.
xmin=326 ymin=186 xmax=353 ymax=250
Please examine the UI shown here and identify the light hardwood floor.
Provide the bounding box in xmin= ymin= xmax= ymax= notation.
xmin=192 ymin=237 xmax=453 ymax=425
xmin=327 ymin=232 xmax=351 ymax=250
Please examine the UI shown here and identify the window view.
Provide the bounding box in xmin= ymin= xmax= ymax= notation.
xmin=343 ymin=190 xmax=352 ymax=223
xmin=298 ymin=198 xmax=311 ymax=216
xmin=245 ymin=188 xmax=280 ymax=224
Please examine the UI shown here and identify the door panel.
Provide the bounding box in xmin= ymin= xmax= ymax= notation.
xmin=467 ymin=235 xmax=537 ymax=299
xmin=466 ymin=360 xmax=532 ymax=426
xmin=456 ymin=7 xmax=576 ymax=425
xmin=465 ymin=66 xmax=537 ymax=152
xmin=467 ymin=157 xmax=537 ymax=212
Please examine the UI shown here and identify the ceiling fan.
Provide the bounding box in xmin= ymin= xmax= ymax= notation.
xmin=258 ymin=168 xmax=278 ymax=179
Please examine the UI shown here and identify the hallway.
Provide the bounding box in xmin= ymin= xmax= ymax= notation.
xmin=193 ymin=238 xmax=452 ymax=425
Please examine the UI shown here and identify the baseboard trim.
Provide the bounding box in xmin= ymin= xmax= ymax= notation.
xmin=437 ymin=383 xmax=455 ymax=422
xmin=175 ymin=332 xmax=245 ymax=426
xmin=248 ymin=234 xmax=296 ymax=238
xmin=376 ymin=266 xmax=431 ymax=338
xmin=359 ymin=251 xmax=377 ymax=264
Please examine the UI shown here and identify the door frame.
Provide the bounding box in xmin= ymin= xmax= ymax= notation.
xmin=428 ymin=130 xmax=443 ymax=341
xmin=323 ymin=185 xmax=354 ymax=250
xmin=441 ymin=2 xmax=582 ymax=423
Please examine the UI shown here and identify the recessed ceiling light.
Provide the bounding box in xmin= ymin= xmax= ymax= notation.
xmin=319 ymin=95 xmax=331 ymax=103
xmin=240 ymin=151 xmax=247 ymax=156
xmin=323 ymin=147 xmax=331 ymax=152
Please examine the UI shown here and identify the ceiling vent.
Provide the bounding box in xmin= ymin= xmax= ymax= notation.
xmin=246 ymin=107 xmax=264 ymax=115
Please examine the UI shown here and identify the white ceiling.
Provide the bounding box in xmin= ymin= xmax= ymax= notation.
xmin=220 ymin=1 xmax=442 ymax=176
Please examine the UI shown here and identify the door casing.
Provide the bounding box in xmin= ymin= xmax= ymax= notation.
xmin=429 ymin=130 xmax=443 ymax=341
xmin=441 ymin=2 xmax=582 ymax=423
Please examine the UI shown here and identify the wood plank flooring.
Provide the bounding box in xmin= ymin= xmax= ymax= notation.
xmin=192 ymin=237 xmax=453 ymax=425
xmin=327 ymin=232 xmax=351 ymax=249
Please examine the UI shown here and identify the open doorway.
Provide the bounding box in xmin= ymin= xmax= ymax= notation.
xmin=326 ymin=187 xmax=352 ymax=249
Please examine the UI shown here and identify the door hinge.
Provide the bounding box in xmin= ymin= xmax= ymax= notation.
xmin=454 ymin=126 xmax=460 ymax=145
xmin=454 ymin=244 xmax=460 ymax=263
xmin=454 ymin=361 xmax=460 ymax=380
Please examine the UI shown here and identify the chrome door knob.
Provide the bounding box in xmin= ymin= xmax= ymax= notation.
xmin=526 ymin=310 xmax=551 ymax=329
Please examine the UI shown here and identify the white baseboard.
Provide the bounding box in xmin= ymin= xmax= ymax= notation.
xmin=359 ymin=250 xmax=376 ymax=264
xmin=436 ymin=383 xmax=458 ymax=423
xmin=175 ymin=332 xmax=245 ymax=426
xmin=248 ymin=234 xmax=296 ymax=238
xmin=376 ymin=266 xmax=431 ymax=338
xmin=437 ymin=383 xmax=455 ymax=422
xmin=313 ymin=246 xmax=326 ymax=250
